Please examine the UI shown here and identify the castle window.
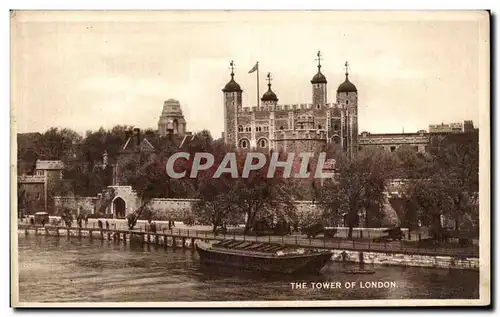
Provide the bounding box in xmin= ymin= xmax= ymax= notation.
xmin=240 ymin=139 xmax=248 ymax=148
xmin=279 ymin=126 xmax=284 ymax=130
xmin=245 ymin=126 xmax=251 ymax=132
xmin=256 ymin=126 xmax=262 ymax=132
xmin=317 ymin=125 xmax=322 ymax=130
xmin=263 ymin=126 xmax=269 ymax=131
xmin=316 ymin=84 xmax=320 ymax=88
xmin=36 ymin=170 xmax=43 ymax=176
xmin=334 ymin=123 xmax=339 ymax=131
xmin=316 ymin=104 xmax=320 ymax=109
xmin=346 ymin=100 xmax=349 ymax=105
xmin=238 ymin=125 xmax=243 ymax=132
xmin=259 ymin=139 xmax=267 ymax=148
xmin=390 ymin=146 xmax=396 ymax=152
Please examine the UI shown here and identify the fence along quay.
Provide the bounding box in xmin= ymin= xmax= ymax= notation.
xmin=18 ymin=223 xmax=479 ymax=270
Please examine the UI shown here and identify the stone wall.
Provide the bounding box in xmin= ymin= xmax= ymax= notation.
xmin=330 ymin=249 xmax=479 ymax=270
xmin=18 ymin=182 xmax=45 ymax=214
xmin=148 ymin=198 xmax=196 ymax=220
xmin=53 ymin=196 xmax=98 ymax=215
xmin=51 ymin=193 xmax=406 ymax=226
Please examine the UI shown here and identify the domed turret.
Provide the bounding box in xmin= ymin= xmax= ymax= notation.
xmin=311 ymin=51 xmax=328 ymax=106
xmin=261 ymin=72 xmax=278 ymax=103
xmin=311 ymin=69 xmax=327 ymax=84
xmin=222 ymin=61 xmax=242 ymax=93
xmin=311 ymin=51 xmax=327 ymax=84
xmin=337 ymin=77 xmax=357 ymax=93
xmin=337 ymin=61 xmax=357 ymax=93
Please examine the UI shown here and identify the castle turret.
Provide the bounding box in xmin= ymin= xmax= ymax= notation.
xmin=311 ymin=51 xmax=327 ymax=108
xmin=336 ymin=61 xmax=358 ymax=158
xmin=261 ymin=72 xmax=278 ymax=106
xmin=222 ymin=60 xmax=243 ymax=146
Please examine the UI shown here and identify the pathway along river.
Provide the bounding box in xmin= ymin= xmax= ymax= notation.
xmin=17 ymin=235 xmax=479 ymax=303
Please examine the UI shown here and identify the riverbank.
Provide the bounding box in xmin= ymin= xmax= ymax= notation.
xmin=17 ymin=224 xmax=479 ymax=271
xmin=17 ymin=234 xmax=480 ymax=302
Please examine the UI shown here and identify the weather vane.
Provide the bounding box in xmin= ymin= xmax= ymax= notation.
xmin=345 ymin=61 xmax=349 ymax=75
xmin=316 ymin=51 xmax=322 ymax=67
xmin=266 ymin=72 xmax=272 ymax=85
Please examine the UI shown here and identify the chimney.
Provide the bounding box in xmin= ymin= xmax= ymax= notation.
xmin=133 ymin=128 xmax=141 ymax=147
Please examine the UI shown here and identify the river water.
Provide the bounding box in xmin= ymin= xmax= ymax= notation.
xmin=17 ymin=235 xmax=479 ymax=303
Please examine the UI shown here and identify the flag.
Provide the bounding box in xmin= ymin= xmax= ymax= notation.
xmin=248 ymin=62 xmax=258 ymax=73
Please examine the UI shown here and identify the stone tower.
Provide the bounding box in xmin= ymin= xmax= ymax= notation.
xmin=336 ymin=61 xmax=358 ymax=158
xmin=222 ymin=61 xmax=243 ymax=146
xmin=311 ymin=51 xmax=328 ymax=108
xmin=158 ymin=99 xmax=187 ymax=136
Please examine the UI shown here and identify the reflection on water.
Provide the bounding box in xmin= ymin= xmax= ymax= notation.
xmin=17 ymin=235 xmax=479 ymax=302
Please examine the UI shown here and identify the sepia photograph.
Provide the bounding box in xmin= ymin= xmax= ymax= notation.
xmin=10 ymin=10 xmax=490 ymax=307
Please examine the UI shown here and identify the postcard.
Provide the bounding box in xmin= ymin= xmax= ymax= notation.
xmin=10 ymin=10 xmax=490 ymax=307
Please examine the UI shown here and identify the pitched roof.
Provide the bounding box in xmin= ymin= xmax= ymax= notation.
xmin=121 ymin=137 xmax=156 ymax=153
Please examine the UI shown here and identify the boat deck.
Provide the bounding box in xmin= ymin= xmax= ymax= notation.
xmin=211 ymin=239 xmax=299 ymax=255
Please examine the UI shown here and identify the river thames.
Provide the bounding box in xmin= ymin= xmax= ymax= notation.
xmin=17 ymin=235 xmax=479 ymax=302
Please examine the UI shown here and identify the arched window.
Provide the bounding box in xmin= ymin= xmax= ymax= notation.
xmin=238 ymin=125 xmax=243 ymax=132
xmin=316 ymin=104 xmax=321 ymax=109
xmin=245 ymin=126 xmax=251 ymax=132
xmin=279 ymin=126 xmax=284 ymax=130
xmin=256 ymin=126 xmax=262 ymax=132
xmin=346 ymin=100 xmax=349 ymax=105
xmin=240 ymin=139 xmax=249 ymax=148
xmin=173 ymin=119 xmax=179 ymax=134
xmin=317 ymin=124 xmax=322 ymax=130
xmin=259 ymin=139 xmax=267 ymax=148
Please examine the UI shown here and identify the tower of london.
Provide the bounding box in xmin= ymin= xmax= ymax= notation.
xmin=222 ymin=51 xmax=359 ymax=157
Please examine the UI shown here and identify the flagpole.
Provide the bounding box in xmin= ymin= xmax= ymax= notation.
xmin=256 ymin=62 xmax=260 ymax=108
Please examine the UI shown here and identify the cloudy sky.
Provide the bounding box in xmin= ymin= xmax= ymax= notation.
xmin=11 ymin=11 xmax=488 ymax=137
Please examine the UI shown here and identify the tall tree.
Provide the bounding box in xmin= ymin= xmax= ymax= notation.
xmin=316 ymin=148 xmax=396 ymax=238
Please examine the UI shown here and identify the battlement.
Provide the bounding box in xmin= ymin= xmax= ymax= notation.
xmin=240 ymin=102 xmax=340 ymax=113
xmin=36 ymin=160 xmax=64 ymax=170
xmin=18 ymin=175 xmax=46 ymax=183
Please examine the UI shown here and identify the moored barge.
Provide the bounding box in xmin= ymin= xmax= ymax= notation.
xmin=195 ymin=239 xmax=333 ymax=274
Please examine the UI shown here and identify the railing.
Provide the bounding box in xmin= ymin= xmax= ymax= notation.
xmin=18 ymin=222 xmax=479 ymax=258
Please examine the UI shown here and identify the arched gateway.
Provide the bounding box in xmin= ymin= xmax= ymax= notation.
xmin=113 ymin=197 xmax=126 ymax=219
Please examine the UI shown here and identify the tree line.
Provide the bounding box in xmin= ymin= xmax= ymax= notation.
xmin=17 ymin=126 xmax=479 ymax=237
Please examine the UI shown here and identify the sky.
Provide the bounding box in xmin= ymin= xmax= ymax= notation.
xmin=11 ymin=11 xmax=489 ymax=138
